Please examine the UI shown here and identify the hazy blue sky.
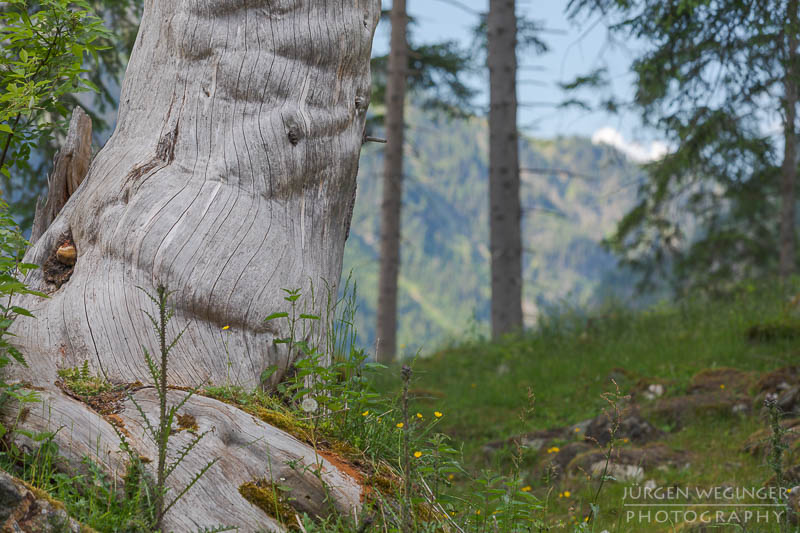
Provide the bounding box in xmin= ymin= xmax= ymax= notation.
xmin=376 ymin=0 xmax=668 ymax=161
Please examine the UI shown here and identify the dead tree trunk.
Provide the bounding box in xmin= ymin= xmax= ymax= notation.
xmin=30 ymin=107 xmax=92 ymax=246
xmin=5 ymin=1 xmax=380 ymax=530
xmin=376 ymin=0 xmax=409 ymax=363
xmin=488 ymin=0 xmax=523 ymax=337
xmin=780 ymin=0 xmax=799 ymax=282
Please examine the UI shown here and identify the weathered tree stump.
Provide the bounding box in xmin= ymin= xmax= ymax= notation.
xmin=5 ymin=1 xmax=380 ymax=530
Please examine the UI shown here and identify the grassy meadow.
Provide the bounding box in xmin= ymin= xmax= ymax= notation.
xmin=370 ymin=282 xmax=800 ymax=531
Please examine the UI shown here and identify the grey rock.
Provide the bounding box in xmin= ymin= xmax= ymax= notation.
xmin=0 ymin=471 xmax=23 ymax=522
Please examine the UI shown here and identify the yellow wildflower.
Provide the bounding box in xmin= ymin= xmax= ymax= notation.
xmin=414 ymin=451 xmax=422 ymax=458
xmin=362 ymin=411 xmax=369 ymax=416
xmin=547 ymin=446 xmax=560 ymax=454
xmin=222 ymin=325 xmax=230 ymax=330
xmin=720 ymin=384 xmax=726 ymax=389
xmin=448 ymin=474 xmax=455 ymax=480
xmin=475 ymin=510 xmax=481 ymax=516
xmin=521 ymin=486 xmax=532 ymax=492
xmin=435 ymin=411 xmax=443 ymax=418
xmin=396 ymin=422 xmax=404 ymax=428
xmin=563 ymin=490 xmax=571 ymax=498
xmin=416 ymin=412 xmax=423 ymax=419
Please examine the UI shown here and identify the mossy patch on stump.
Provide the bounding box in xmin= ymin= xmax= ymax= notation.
xmin=239 ymin=480 xmax=299 ymax=531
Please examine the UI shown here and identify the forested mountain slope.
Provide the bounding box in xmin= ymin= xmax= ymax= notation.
xmin=344 ymin=108 xmax=645 ymax=354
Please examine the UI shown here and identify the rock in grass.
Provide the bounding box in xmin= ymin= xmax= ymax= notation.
xmin=0 ymin=470 xmax=87 ymax=532
xmin=645 ymin=391 xmax=751 ymax=428
xmin=755 ymin=366 xmax=800 ymax=394
xmin=482 ymin=426 xmax=573 ymax=455
xmin=742 ymin=418 xmax=800 ymax=458
xmin=0 ymin=471 xmax=23 ymax=522
xmin=688 ymin=367 xmax=756 ymax=395
xmin=753 ymin=366 xmax=800 ymax=415
xmin=585 ymin=405 xmax=664 ymax=446
xmin=566 ymin=443 xmax=690 ymax=481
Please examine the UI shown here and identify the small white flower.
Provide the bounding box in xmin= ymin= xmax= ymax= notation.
xmin=301 ymin=397 xmax=318 ymax=413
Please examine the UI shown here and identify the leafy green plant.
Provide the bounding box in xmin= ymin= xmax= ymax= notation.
xmin=0 ymin=198 xmax=45 ymax=441
xmin=0 ymin=0 xmax=109 ymax=175
xmin=56 ymin=360 xmax=111 ymax=397
xmin=0 ymin=428 xmax=156 ymax=531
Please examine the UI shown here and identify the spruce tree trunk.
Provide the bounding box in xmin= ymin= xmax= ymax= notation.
xmin=780 ymin=0 xmax=799 ymax=282
xmin=376 ymin=0 xmax=408 ymax=363
xmin=488 ymin=0 xmax=523 ymax=337
xmin=5 ymin=1 xmax=380 ymax=530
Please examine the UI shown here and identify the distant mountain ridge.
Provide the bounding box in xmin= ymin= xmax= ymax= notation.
xmin=343 ymin=107 xmax=646 ymax=354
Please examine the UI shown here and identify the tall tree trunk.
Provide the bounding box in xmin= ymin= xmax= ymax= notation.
xmin=488 ymin=0 xmax=523 ymax=337
xmin=6 ymin=1 xmax=380 ymax=530
xmin=376 ymin=0 xmax=408 ymax=363
xmin=781 ymin=0 xmax=799 ymax=282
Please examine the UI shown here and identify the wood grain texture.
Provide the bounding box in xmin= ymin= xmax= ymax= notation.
xmin=30 ymin=107 xmax=92 ymax=246
xmin=6 ymin=1 xmax=380 ymax=530
xmin=5 ymin=388 xmax=362 ymax=531
xmin=12 ymin=0 xmax=380 ymax=390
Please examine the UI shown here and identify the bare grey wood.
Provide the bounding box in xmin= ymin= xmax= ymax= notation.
xmin=488 ymin=0 xmax=523 ymax=337
xmin=376 ymin=0 xmax=408 ymax=363
xmin=4 ymin=388 xmax=363 ymax=532
xmin=12 ymin=0 xmax=380 ymax=390
xmin=7 ymin=1 xmax=380 ymax=530
xmin=30 ymin=107 xmax=92 ymax=245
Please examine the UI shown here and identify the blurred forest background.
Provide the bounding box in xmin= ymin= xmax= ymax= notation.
xmin=4 ymin=0 xmax=798 ymax=357
xmin=1 ymin=0 xmax=668 ymax=355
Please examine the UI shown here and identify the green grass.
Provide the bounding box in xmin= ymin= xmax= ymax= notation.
xmin=371 ymin=283 xmax=800 ymax=531
xmin=377 ymin=285 xmax=797 ymax=449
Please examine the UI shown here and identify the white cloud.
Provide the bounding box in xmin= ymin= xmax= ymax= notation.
xmin=591 ymin=126 xmax=669 ymax=163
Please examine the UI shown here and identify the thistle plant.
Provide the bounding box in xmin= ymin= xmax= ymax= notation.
xmin=122 ymin=285 xmax=218 ymax=530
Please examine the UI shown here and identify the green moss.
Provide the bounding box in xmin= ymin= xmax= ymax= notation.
xmin=27 ymin=483 xmax=65 ymax=510
xmin=250 ymin=406 xmax=312 ymax=441
xmin=56 ymin=361 xmax=111 ymax=397
xmin=203 ymin=387 xmax=313 ymax=442
xmin=365 ymin=474 xmax=396 ymax=495
xmin=238 ymin=480 xmax=299 ymax=531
